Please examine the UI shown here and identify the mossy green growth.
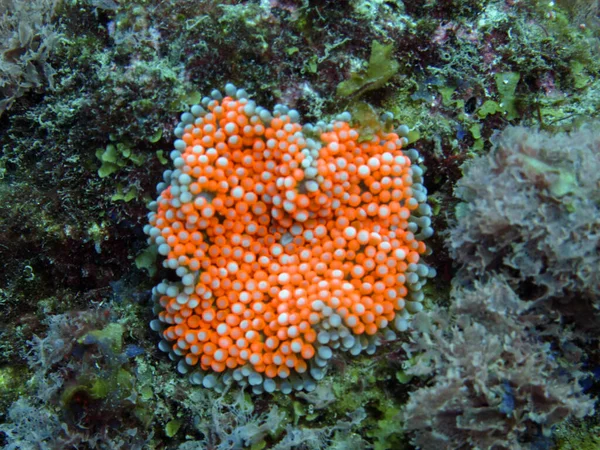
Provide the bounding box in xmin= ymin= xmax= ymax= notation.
xmin=90 ymin=377 xmax=111 ymax=399
xmin=554 ymin=418 xmax=600 ymax=450
xmin=520 ymin=154 xmax=577 ymax=198
xmin=61 ymin=384 xmax=88 ymax=406
xmin=116 ymin=367 xmax=135 ymax=392
xmin=165 ymin=419 xmax=182 ymax=438
xmin=96 ymin=144 xmax=120 ymax=178
xmin=139 ymin=385 xmax=153 ymax=401
xmin=332 ymin=362 xmax=388 ymax=412
xmin=476 ymin=72 xmax=520 ymax=120
xmin=183 ymin=91 xmax=202 ymax=106
xmin=348 ymin=102 xmax=392 ymax=142
xmin=495 ymin=72 xmax=520 ymax=120
xmin=148 ymin=128 xmax=163 ymax=143
xmin=395 ymin=369 xmax=413 ymax=384
xmin=438 ymin=85 xmax=456 ymax=106
xmin=0 ymin=366 xmax=28 ymax=411
xmin=80 ymin=323 xmax=125 ymax=353
xmin=328 ymin=358 xmax=409 ymax=448
xmin=367 ymin=406 xmax=407 ymax=450
xmin=250 ymin=441 xmax=267 ymax=450
xmin=112 ymin=183 xmax=138 ymax=202
xmin=305 ymin=55 xmax=318 ymax=74
xmin=135 ymin=405 xmax=154 ymax=428
xmin=428 ymin=194 xmax=442 ymax=216
xmin=469 ymin=123 xmax=481 ymax=140
xmin=406 ymin=129 xmax=420 ymax=144
xmin=96 ymin=141 xmax=145 ymax=178
xmin=469 ymin=123 xmax=484 ymax=150
xmin=135 ymin=244 xmax=158 ymax=276
xmin=337 ymin=41 xmax=399 ymax=98
xmin=87 ymin=221 xmax=109 ymax=250
xmin=292 ymin=400 xmax=306 ymax=423
xmin=477 ymin=100 xmax=503 ymax=119
xmin=570 ymin=61 xmax=591 ymax=90
xmin=62 ymin=367 xmax=135 ymax=406
xmin=156 ymin=150 xmax=168 ymax=165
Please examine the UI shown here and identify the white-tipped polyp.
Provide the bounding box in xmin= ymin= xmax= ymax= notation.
xmin=225 ymin=83 xmax=237 ymax=97
xmin=264 ymin=378 xmax=277 ymax=393
xmin=180 ymin=112 xmax=194 ymax=124
xmin=202 ymin=374 xmax=218 ymax=389
xmin=190 ymin=372 xmax=204 ymax=385
xmin=177 ymin=360 xmax=190 ymax=375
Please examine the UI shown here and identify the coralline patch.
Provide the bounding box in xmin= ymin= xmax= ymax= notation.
xmin=144 ymin=84 xmax=434 ymax=393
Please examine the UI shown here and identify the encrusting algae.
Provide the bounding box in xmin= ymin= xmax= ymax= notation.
xmin=145 ymin=84 xmax=435 ymax=393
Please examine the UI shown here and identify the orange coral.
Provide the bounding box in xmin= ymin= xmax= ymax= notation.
xmin=146 ymin=85 xmax=433 ymax=393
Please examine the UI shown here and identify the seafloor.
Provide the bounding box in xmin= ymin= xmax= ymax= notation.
xmin=1 ymin=0 xmax=599 ymax=449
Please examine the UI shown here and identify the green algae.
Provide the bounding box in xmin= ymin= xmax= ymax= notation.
xmin=135 ymin=245 xmax=158 ymax=276
xmin=111 ymin=184 xmax=139 ymax=202
xmin=156 ymin=150 xmax=168 ymax=165
xmin=495 ymin=72 xmax=520 ymax=120
xmin=96 ymin=141 xmax=146 ymax=179
xmin=477 ymin=100 xmax=503 ymax=119
xmin=0 ymin=366 xmax=29 ymax=413
xmin=337 ymin=41 xmax=399 ymax=98
xmin=368 ymin=407 xmax=407 ymax=450
xmin=520 ymin=154 xmax=579 ymax=198
xmin=554 ymin=418 xmax=600 ymax=450
xmin=80 ymin=323 xmax=125 ymax=353
xmin=348 ymin=102 xmax=390 ymax=141
xmin=165 ymin=419 xmax=182 ymax=438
